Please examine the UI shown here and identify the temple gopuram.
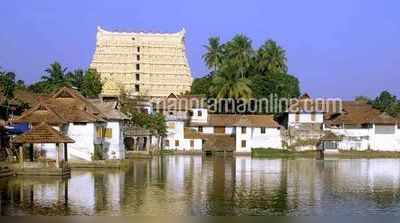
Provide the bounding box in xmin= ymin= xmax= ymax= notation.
xmin=90 ymin=26 xmax=193 ymax=98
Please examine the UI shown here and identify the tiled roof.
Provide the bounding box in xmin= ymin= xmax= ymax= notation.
xmin=13 ymin=122 xmax=75 ymax=144
xmin=13 ymin=102 xmax=67 ymax=124
xmin=190 ymin=114 xmax=280 ymax=128
xmin=203 ymin=134 xmax=235 ymax=152
xmin=13 ymin=87 xmax=106 ymax=124
xmin=89 ymin=99 xmax=129 ymax=120
xmin=325 ymin=101 xmax=398 ymax=125
xmin=183 ymin=127 xmax=203 ymax=139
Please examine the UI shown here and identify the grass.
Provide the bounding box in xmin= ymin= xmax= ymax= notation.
xmin=334 ymin=150 xmax=400 ymax=158
xmin=159 ymin=150 xmax=177 ymax=155
xmin=251 ymin=148 xmax=319 ymax=158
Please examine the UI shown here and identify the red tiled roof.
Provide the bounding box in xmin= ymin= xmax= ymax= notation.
xmin=13 ymin=122 xmax=75 ymax=144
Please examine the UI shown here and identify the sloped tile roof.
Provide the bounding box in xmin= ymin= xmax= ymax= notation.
xmin=325 ymin=101 xmax=398 ymax=125
xmin=13 ymin=87 xmax=106 ymax=124
xmin=13 ymin=122 xmax=74 ymax=144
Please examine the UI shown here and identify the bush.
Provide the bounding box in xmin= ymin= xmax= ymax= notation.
xmin=92 ymin=144 xmax=104 ymax=160
xmin=251 ymin=148 xmax=318 ymax=158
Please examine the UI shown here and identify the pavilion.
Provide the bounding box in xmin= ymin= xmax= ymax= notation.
xmin=13 ymin=122 xmax=75 ymax=176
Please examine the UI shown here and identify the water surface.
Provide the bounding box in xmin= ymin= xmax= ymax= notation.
xmin=1 ymin=156 xmax=400 ymax=215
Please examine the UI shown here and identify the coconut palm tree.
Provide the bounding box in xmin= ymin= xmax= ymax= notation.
xmin=211 ymin=63 xmax=252 ymax=100
xmin=256 ymin=40 xmax=288 ymax=74
xmin=224 ymin=34 xmax=254 ymax=78
xmin=41 ymin=62 xmax=69 ymax=87
xmin=202 ymin=37 xmax=223 ymax=72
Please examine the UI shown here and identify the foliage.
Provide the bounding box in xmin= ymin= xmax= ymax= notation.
xmin=191 ymin=75 xmax=212 ymax=96
xmin=202 ymin=37 xmax=223 ymax=71
xmin=92 ymin=144 xmax=104 ymax=160
xmin=0 ymin=70 xmax=16 ymax=100
xmin=355 ymin=96 xmax=370 ymax=104
xmin=256 ymin=40 xmax=288 ymax=74
xmin=223 ymin=34 xmax=254 ymax=78
xmin=120 ymin=92 xmax=167 ymax=136
xmin=80 ymin=69 xmax=102 ymax=97
xmin=29 ymin=62 xmax=103 ymax=97
xmin=210 ymin=62 xmax=252 ymax=99
xmin=251 ymin=148 xmax=318 ymax=158
xmin=200 ymin=34 xmax=298 ymax=114
xmin=250 ymin=73 xmax=300 ymax=99
xmin=371 ymin=90 xmax=400 ymax=118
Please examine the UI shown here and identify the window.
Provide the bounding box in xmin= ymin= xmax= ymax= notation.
xmin=190 ymin=140 xmax=194 ymax=148
xmin=137 ymin=46 xmax=140 ymax=52
xmin=136 ymin=73 xmax=140 ymax=81
xmin=261 ymin=127 xmax=266 ymax=134
xmin=198 ymin=126 xmax=203 ymax=133
xmin=175 ymin=140 xmax=180 ymax=147
xmin=165 ymin=139 xmax=169 ymax=147
xmin=295 ymin=113 xmax=300 ymax=122
xmin=136 ymin=64 xmax=140 ymax=70
xmin=311 ymin=113 xmax=316 ymax=122
xmin=197 ymin=110 xmax=202 ymax=117
xmin=135 ymin=84 xmax=140 ymax=92
xmin=241 ymin=140 xmax=246 ymax=148
xmin=241 ymin=127 xmax=246 ymax=134
xmin=104 ymin=128 xmax=112 ymax=138
xmin=137 ymin=55 xmax=140 ymax=61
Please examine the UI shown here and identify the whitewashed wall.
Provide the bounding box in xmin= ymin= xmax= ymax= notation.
xmin=236 ymin=127 xmax=283 ymax=152
xmin=288 ymin=113 xmax=324 ymax=126
xmin=225 ymin=127 xmax=235 ymax=135
xmin=325 ymin=124 xmax=400 ymax=151
xmin=165 ymin=120 xmax=202 ymax=151
xmin=250 ymin=128 xmax=282 ymax=150
xmin=67 ymin=123 xmax=97 ymax=161
xmin=191 ymin=108 xmax=208 ymax=123
xmin=103 ymin=121 xmax=125 ymax=159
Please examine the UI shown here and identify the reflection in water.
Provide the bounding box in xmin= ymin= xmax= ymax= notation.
xmin=2 ymin=157 xmax=400 ymax=215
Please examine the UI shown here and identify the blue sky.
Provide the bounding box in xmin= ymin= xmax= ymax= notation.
xmin=0 ymin=0 xmax=399 ymax=99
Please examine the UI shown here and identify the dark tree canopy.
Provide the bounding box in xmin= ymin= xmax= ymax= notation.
xmin=372 ymin=91 xmax=400 ymax=118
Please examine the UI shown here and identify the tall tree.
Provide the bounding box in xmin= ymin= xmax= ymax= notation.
xmin=256 ymin=40 xmax=288 ymax=75
xmin=66 ymin=69 xmax=85 ymax=91
xmin=372 ymin=91 xmax=400 ymax=117
xmin=80 ymin=69 xmax=102 ymax=97
xmin=191 ymin=75 xmax=212 ymax=96
xmin=211 ymin=63 xmax=252 ymax=99
xmin=224 ymin=34 xmax=254 ymax=78
xmin=202 ymin=37 xmax=223 ymax=72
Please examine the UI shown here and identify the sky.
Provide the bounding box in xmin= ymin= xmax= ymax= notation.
xmin=0 ymin=0 xmax=399 ymax=99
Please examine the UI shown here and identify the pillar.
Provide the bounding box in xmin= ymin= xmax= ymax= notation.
xmin=29 ymin=144 xmax=34 ymax=161
xmin=64 ymin=143 xmax=68 ymax=162
xmin=19 ymin=145 xmax=24 ymax=168
xmin=56 ymin=143 xmax=60 ymax=168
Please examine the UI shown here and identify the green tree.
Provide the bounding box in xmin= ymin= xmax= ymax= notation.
xmin=372 ymin=91 xmax=400 ymax=117
xmin=355 ymin=96 xmax=370 ymax=104
xmin=80 ymin=69 xmax=102 ymax=97
xmin=224 ymin=34 xmax=254 ymax=78
xmin=191 ymin=75 xmax=212 ymax=96
xmin=250 ymin=73 xmax=300 ymax=99
xmin=202 ymin=37 xmax=224 ymax=72
xmin=41 ymin=62 xmax=69 ymax=90
xmin=256 ymin=40 xmax=288 ymax=75
xmin=0 ymin=71 xmax=16 ymax=100
xmin=211 ymin=62 xmax=252 ymax=99
xmin=66 ymin=69 xmax=85 ymax=91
